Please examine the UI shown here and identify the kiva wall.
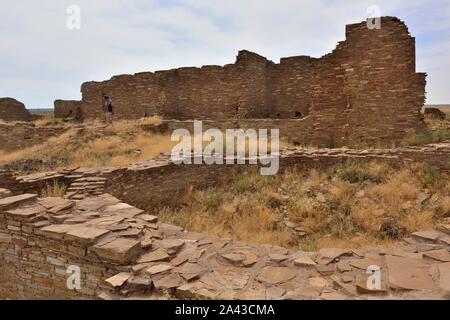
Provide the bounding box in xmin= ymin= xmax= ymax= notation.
xmin=55 ymin=17 xmax=426 ymax=147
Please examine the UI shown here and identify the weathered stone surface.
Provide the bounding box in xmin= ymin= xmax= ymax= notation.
xmin=294 ymin=256 xmax=317 ymax=267
xmin=256 ymin=266 xmax=298 ymax=285
xmin=38 ymin=224 xmax=77 ymax=239
xmin=126 ymin=276 xmax=152 ymax=291
xmin=145 ymin=264 xmax=173 ymax=275
xmin=154 ymin=273 xmax=184 ymax=290
xmin=0 ymin=194 xmax=37 ymax=210
xmin=316 ymin=248 xmax=353 ymax=265
xmin=105 ymin=272 xmax=130 ymax=288
xmin=412 ymin=230 xmax=442 ymax=242
xmin=385 ymin=255 xmax=438 ymax=291
xmin=156 ymin=239 xmax=185 ymax=255
xmin=309 ymin=277 xmax=329 ymax=289
xmin=139 ymin=214 xmax=158 ymax=223
xmin=65 ymin=226 xmax=110 ymax=244
xmin=0 ymin=188 xmax=12 ymax=199
xmin=94 ymin=238 xmax=142 ymax=264
xmin=437 ymin=262 xmax=450 ymax=291
xmin=348 ymin=254 xmax=384 ymax=270
xmin=242 ymin=253 xmax=258 ymax=267
xmin=176 ymin=263 xmax=207 ymax=281
xmin=221 ymin=253 xmax=245 ymax=265
xmin=6 ymin=204 xmax=46 ymax=219
xmin=422 ymin=249 xmax=450 ymax=262
xmin=137 ymin=248 xmax=170 ymax=263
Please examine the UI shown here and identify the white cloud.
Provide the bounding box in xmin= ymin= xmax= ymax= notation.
xmin=0 ymin=0 xmax=448 ymax=107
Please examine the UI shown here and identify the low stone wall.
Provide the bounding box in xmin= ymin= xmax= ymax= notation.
xmin=155 ymin=118 xmax=314 ymax=145
xmin=1 ymin=190 xmax=450 ymax=300
xmin=0 ymin=124 xmax=68 ymax=152
xmin=104 ymin=142 xmax=450 ymax=214
xmin=0 ymin=194 xmax=124 ymax=299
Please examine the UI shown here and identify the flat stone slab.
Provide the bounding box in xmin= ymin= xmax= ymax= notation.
xmin=138 ymin=214 xmax=158 ymax=223
xmin=412 ymin=230 xmax=443 ymax=242
xmin=94 ymin=237 xmax=142 ymax=264
xmin=294 ymin=256 xmax=317 ymax=267
xmin=6 ymin=204 xmax=46 ymax=219
xmin=105 ymin=272 xmax=130 ymax=288
xmin=423 ymin=249 xmax=450 ymax=262
xmin=65 ymin=226 xmax=110 ymax=244
xmin=154 ymin=273 xmax=184 ymax=290
xmin=437 ymin=262 xmax=450 ymax=291
xmin=385 ymin=255 xmax=438 ymax=291
xmin=316 ymin=248 xmax=353 ymax=265
xmin=0 ymin=194 xmax=37 ymax=210
xmin=0 ymin=188 xmax=12 ymax=199
xmin=39 ymin=197 xmax=73 ymax=209
xmin=145 ymin=264 xmax=173 ymax=275
xmin=137 ymin=248 xmax=170 ymax=263
xmin=155 ymin=239 xmax=185 ymax=254
xmin=256 ymin=266 xmax=298 ymax=285
xmin=38 ymin=224 xmax=78 ymax=239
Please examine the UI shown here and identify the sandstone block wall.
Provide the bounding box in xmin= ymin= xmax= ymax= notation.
xmin=0 ymin=98 xmax=32 ymax=122
xmin=54 ymin=17 xmax=426 ymax=147
xmin=309 ymin=17 xmax=426 ymax=146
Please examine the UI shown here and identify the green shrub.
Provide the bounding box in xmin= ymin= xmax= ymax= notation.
xmin=203 ymin=189 xmax=222 ymax=209
xmin=231 ymin=176 xmax=255 ymax=193
xmin=420 ymin=164 xmax=441 ymax=188
xmin=335 ymin=164 xmax=383 ymax=184
xmin=404 ymin=127 xmax=450 ymax=146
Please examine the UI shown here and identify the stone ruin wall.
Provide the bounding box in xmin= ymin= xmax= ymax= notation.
xmin=0 ymin=98 xmax=33 ymax=122
xmin=1 ymin=141 xmax=449 ymax=299
xmin=54 ymin=17 xmax=426 ymax=147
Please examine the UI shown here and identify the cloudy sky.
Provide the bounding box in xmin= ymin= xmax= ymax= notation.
xmin=1 ymin=0 xmax=449 ymax=108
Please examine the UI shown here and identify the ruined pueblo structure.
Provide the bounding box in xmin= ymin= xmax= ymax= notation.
xmin=0 ymin=98 xmax=33 ymax=122
xmin=55 ymin=17 xmax=426 ymax=147
xmin=1 ymin=16 xmax=450 ymax=301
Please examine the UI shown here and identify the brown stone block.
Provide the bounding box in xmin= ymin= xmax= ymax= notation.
xmin=93 ymin=237 xmax=142 ymax=265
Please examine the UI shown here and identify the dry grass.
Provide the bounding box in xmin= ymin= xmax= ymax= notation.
xmin=157 ymin=161 xmax=448 ymax=250
xmin=137 ymin=116 xmax=163 ymax=126
xmin=40 ymin=180 xmax=67 ymax=197
xmin=0 ymin=121 xmax=177 ymax=171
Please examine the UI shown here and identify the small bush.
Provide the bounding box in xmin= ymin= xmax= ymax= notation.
xmin=203 ymin=189 xmax=222 ymax=209
xmin=420 ymin=164 xmax=441 ymax=188
xmin=403 ymin=127 xmax=450 ymax=146
xmin=335 ymin=163 xmax=383 ymax=184
xmin=231 ymin=176 xmax=255 ymax=193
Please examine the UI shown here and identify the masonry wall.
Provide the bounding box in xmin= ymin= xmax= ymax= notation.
xmin=309 ymin=17 xmax=426 ymax=147
xmin=54 ymin=17 xmax=426 ymax=147
xmin=0 ymin=98 xmax=32 ymax=122
xmin=0 ymin=210 xmax=117 ymax=299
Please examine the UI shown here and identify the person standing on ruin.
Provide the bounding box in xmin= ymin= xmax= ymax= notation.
xmin=103 ymin=95 xmax=114 ymax=125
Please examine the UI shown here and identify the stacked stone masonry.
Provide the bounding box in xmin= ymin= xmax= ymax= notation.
xmin=0 ymin=141 xmax=449 ymax=299
xmin=55 ymin=17 xmax=426 ymax=147
xmin=1 ymin=189 xmax=450 ymax=299
xmin=0 ymin=98 xmax=33 ymax=122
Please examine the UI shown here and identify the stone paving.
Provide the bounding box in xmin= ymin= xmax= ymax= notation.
xmin=1 ymin=188 xmax=450 ymax=300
